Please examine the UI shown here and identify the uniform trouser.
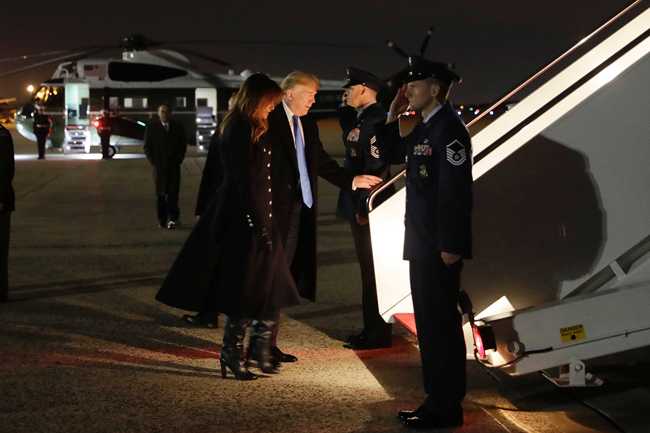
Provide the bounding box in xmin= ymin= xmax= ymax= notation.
xmin=409 ymin=256 xmax=466 ymax=412
xmin=156 ymin=166 xmax=181 ymax=225
xmin=35 ymin=133 xmax=47 ymax=159
xmin=268 ymin=201 xmax=303 ymax=347
xmin=100 ymin=135 xmax=111 ymax=158
xmin=349 ymin=220 xmax=392 ymax=338
xmin=0 ymin=212 xmax=10 ymax=302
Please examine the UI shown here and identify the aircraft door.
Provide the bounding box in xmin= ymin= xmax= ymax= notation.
xmin=65 ymin=82 xmax=90 ymax=125
xmin=64 ymin=82 xmax=91 ymax=153
xmin=195 ymin=88 xmax=217 ymax=151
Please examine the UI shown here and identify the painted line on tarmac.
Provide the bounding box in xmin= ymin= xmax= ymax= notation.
xmin=289 ymin=304 xmax=361 ymax=320
xmin=476 ymin=404 xmax=537 ymax=433
xmin=9 ymin=274 xmax=165 ymax=301
xmin=15 ymin=174 xmax=64 ymax=201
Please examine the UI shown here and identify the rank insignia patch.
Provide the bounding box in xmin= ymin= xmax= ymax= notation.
xmin=446 ymin=139 xmax=466 ymax=166
xmin=413 ymin=144 xmax=433 ymax=156
xmin=370 ymin=135 xmax=377 ymax=145
xmin=419 ymin=164 xmax=428 ymax=178
xmin=370 ymin=144 xmax=380 ymax=159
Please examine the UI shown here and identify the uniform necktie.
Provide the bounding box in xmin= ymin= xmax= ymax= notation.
xmin=292 ymin=115 xmax=313 ymax=208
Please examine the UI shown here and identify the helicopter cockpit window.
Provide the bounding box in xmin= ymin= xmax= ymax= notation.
xmin=108 ymin=62 xmax=188 ymax=82
xmin=33 ymin=86 xmax=64 ymax=108
xmin=34 ymin=86 xmax=49 ymax=103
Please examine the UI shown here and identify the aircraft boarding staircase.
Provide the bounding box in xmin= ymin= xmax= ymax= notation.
xmin=368 ymin=0 xmax=650 ymax=386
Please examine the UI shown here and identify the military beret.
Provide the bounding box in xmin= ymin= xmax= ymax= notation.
xmin=342 ymin=67 xmax=384 ymax=92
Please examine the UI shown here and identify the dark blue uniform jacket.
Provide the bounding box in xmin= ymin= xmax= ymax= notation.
xmin=384 ymin=102 xmax=473 ymax=260
xmin=336 ymin=102 xmax=393 ymax=220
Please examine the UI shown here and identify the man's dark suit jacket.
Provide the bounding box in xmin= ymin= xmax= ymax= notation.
xmin=143 ymin=119 xmax=187 ymax=195
xmin=268 ymin=105 xmax=353 ymax=301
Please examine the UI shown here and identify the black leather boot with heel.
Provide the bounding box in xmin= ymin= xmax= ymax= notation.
xmin=251 ymin=320 xmax=279 ymax=374
xmin=220 ymin=317 xmax=256 ymax=381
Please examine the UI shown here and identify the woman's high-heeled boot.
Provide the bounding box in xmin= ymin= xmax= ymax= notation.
xmin=220 ymin=317 xmax=256 ymax=380
xmin=251 ymin=320 xmax=279 ymax=374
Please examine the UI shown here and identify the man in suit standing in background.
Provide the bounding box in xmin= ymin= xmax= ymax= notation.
xmin=144 ymin=104 xmax=187 ymax=230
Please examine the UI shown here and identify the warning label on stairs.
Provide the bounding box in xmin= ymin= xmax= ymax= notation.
xmin=560 ymin=324 xmax=586 ymax=343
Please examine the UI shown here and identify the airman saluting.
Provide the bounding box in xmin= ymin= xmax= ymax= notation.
xmin=384 ymin=55 xmax=472 ymax=429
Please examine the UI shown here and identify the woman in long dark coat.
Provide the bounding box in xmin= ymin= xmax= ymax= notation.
xmin=156 ymin=74 xmax=300 ymax=380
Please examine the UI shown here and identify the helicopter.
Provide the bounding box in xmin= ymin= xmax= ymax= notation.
xmin=1 ymin=34 xmax=348 ymax=157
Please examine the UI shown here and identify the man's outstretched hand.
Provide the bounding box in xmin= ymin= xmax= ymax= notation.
xmin=352 ymin=175 xmax=383 ymax=190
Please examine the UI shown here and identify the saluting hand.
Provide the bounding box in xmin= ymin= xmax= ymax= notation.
xmin=387 ymin=85 xmax=409 ymax=123
xmin=352 ymin=175 xmax=383 ymax=190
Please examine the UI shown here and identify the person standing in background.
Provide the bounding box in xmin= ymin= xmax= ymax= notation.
xmin=32 ymin=105 xmax=51 ymax=160
xmin=143 ymin=104 xmax=187 ymax=230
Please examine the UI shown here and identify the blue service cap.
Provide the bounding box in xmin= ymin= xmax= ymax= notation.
xmin=342 ymin=67 xmax=384 ymax=92
xmin=402 ymin=56 xmax=461 ymax=85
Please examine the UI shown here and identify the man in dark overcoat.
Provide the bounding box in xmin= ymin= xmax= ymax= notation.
xmin=266 ymin=71 xmax=383 ymax=363
xmin=144 ymin=104 xmax=186 ymax=230
xmin=0 ymin=124 xmax=15 ymax=302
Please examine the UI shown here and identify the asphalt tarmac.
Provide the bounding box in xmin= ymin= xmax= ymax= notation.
xmin=1 ymin=121 xmax=647 ymax=433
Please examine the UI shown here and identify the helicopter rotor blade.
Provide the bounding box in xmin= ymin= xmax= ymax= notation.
xmin=149 ymin=49 xmax=224 ymax=88
xmin=0 ymin=47 xmax=117 ymax=79
xmin=159 ymin=39 xmax=376 ymax=50
xmin=0 ymin=50 xmax=93 ymax=79
xmin=164 ymin=47 xmax=232 ymax=68
xmin=0 ymin=50 xmax=77 ymax=64
xmin=419 ymin=26 xmax=435 ymax=55
xmin=386 ymin=40 xmax=410 ymax=59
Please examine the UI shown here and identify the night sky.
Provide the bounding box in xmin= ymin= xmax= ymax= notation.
xmin=1 ymin=0 xmax=633 ymax=103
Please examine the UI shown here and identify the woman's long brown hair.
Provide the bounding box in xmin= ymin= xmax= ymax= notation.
xmin=219 ymin=73 xmax=282 ymax=143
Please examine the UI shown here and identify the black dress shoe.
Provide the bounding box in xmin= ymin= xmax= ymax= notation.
xmin=343 ymin=334 xmax=391 ymax=350
xmin=271 ymin=346 xmax=298 ymax=363
xmin=346 ymin=330 xmax=367 ymax=344
xmin=397 ymin=407 xmax=421 ymax=422
xmin=182 ymin=313 xmax=218 ymax=328
xmin=402 ymin=409 xmax=463 ymax=429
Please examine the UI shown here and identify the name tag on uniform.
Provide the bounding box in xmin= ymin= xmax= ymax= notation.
xmin=413 ymin=144 xmax=433 ymax=156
